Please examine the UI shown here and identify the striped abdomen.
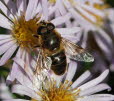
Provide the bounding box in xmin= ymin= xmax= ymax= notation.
xmin=50 ymin=50 xmax=67 ymax=75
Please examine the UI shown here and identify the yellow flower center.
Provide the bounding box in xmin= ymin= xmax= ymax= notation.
xmin=31 ymin=99 xmax=37 ymax=101
xmin=85 ymin=0 xmax=110 ymax=25
xmin=34 ymin=80 xmax=80 ymax=101
xmin=68 ymin=0 xmax=109 ymax=26
xmin=49 ymin=0 xmax=56 ymax=3
xmin=93 ymin=3 xmax=109 ymax=10
xmin=85 ymin=0 xmax=109 ymax=10
xmin=11 ymin=15 xmax=40 ymax=49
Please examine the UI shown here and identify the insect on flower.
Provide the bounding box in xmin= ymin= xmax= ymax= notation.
xmin=0 ymin=0 xmax=93 ymax=82
xmin=33 ymin=21 xmax=94 ymax=75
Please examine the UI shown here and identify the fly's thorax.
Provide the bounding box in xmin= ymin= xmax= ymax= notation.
xmin=41 ymin=30 xmax=62 ymax=51
xmin=43 ymin=40 xmax=64 ymax=57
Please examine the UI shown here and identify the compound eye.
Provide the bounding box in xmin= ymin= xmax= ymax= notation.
xmin=47 ymin=23 xmax=55 ymax=31
xmin=37 ymin=26 xmax=48 ymax=35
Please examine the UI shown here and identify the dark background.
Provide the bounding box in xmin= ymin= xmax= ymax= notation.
xmin=106 ymin=0 xmax=114 ymax=95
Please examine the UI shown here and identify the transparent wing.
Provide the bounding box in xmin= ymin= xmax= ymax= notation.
xmin=44 ymin=56 xmax=52 ymax=70
xmin=62 ymin=38 xmax=94 ymax=62
xmin=29 ymin=49 xmax=52 ymax=91
xmin=34 ymin=49 xmax=52 ymax=74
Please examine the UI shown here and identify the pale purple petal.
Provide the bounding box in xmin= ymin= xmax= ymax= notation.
xmin=21 ymin=49 xmax=26 ymax=61
xmin=71 ymin=8 xmax=93 ymax=29
xmin=14 ymin=65 xmax=33 ymax=89
xmin=13 ymin=57 xmax=34 ymax=80
xmin=0 ymin=14 xmax=11 ymax=29
xmin=12 ymin=57 xmax=34 ymax=90
xmin=80 ymin=94 xmax=114 ymax=101
xmin=7 ymin=48 xmax=22 ymax=82
xmin=97 ymin=28 xmax=113 ymax=46
xmin=79 ymin=3 xmax=105 ymax=17
xmin=0 ymin=43 xmax=18 ymax=66
xmin=107 ymin=8 xmax=114 ymax=22
xmin=56 ymin=27 xmax=81 ymax=35
xmin=65 ymin=61 xmax=77 ymax=81
xmin=4 ymin=0 xmax=17 ymax=15
xmin=78 ymin=6 xmax=98 ymax=22
xmin=56 ymin=0 xmax=67 ymax=15
xmin=25 ymin=0 xmax=39 ymax=21
xmin=56 ymin=0 xmax=73 ymax=27
xmin=0 ymin=40 xmax=16 ymax=55
xmin=0 ymin=38 xmax=13 ymax=45
xmin=25 ymin=52 xmax=34 ymax=77
xmin=80 ymin=83 xmax=111 ymax=96
xmin=12 ymin=84 xmax=40 ymax=100
xmin=72 ymin=70 xmax=91 ymax=88
xmin=56 ymin=9 xmax=61 ymax=17
xmin=49 ymin=5 xmax=57 ymax=16
xmin=51 ymin=12 xmax=72 ymax=26
xmin=41 ymin=0 xmax=48 ymax=21
xmin=94 ymin=32 xmax=114 ymax=61
xmin=81 ymin=30 xmax=88 ymax=48
xmin=16 ymin=0 xmax=27 ymax=15
xmin=0 ymin=1 xmax=14 ymax=19
xmin=30 ymin=1 xmax=39 ymax=18
xmin=0 ymin=35 xmax=12 ymax=40
xmin=34 ymin=2 xmax=42 ymax=15
xmin=62 ymin=0 xmax=72 ymax=9
xmin=79 ymin=69 xmax=109 ymax=91
xmin=75 ymin=5 xmax=96 ymax=23
xmin=7 ymin=62 xmax=20 ymax=82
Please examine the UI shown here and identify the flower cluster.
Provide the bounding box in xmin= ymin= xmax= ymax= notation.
xmin=0 ymin=0 xmax=114 ymax=101
xmin=4 ymin=59 xmax=114 ymax=101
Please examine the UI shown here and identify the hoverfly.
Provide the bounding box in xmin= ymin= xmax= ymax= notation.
xmin=33 ymin=21 xmax=94 ymax=75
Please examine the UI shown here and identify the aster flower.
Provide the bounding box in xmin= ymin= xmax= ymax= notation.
xmin=0 ymin=0 xmax=80 ymax=82
xmin=48 ymin=0 xmax=114 ymax=73
xmin=4 ymin=58 xmax=114 ymax=101
xmin=0 ymin=0 xmax=51 ymax=66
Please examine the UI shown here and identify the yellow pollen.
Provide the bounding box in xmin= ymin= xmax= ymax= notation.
xmin=85 ymin=1 xmax=90 ymax=5
xmin=85 ymin=0 xmax=110 ymax=10
xmin=31 ymin=99 xmax=37 ymax=101
xmin=36 ymin=80 xmax=80 ymax=101
xmin=49 ymin=0 xmax=56 ymax=3
xmin=93 ymin=3 xmax=110 ymax=10
xmin=12 ymin=15 xmax=40 ymax=49
xmin=82 ymin=9 xmax=104 ymax=26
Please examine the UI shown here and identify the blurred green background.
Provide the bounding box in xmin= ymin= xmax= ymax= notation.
xmin=106 ymin=0 xmax=114 ymax=95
